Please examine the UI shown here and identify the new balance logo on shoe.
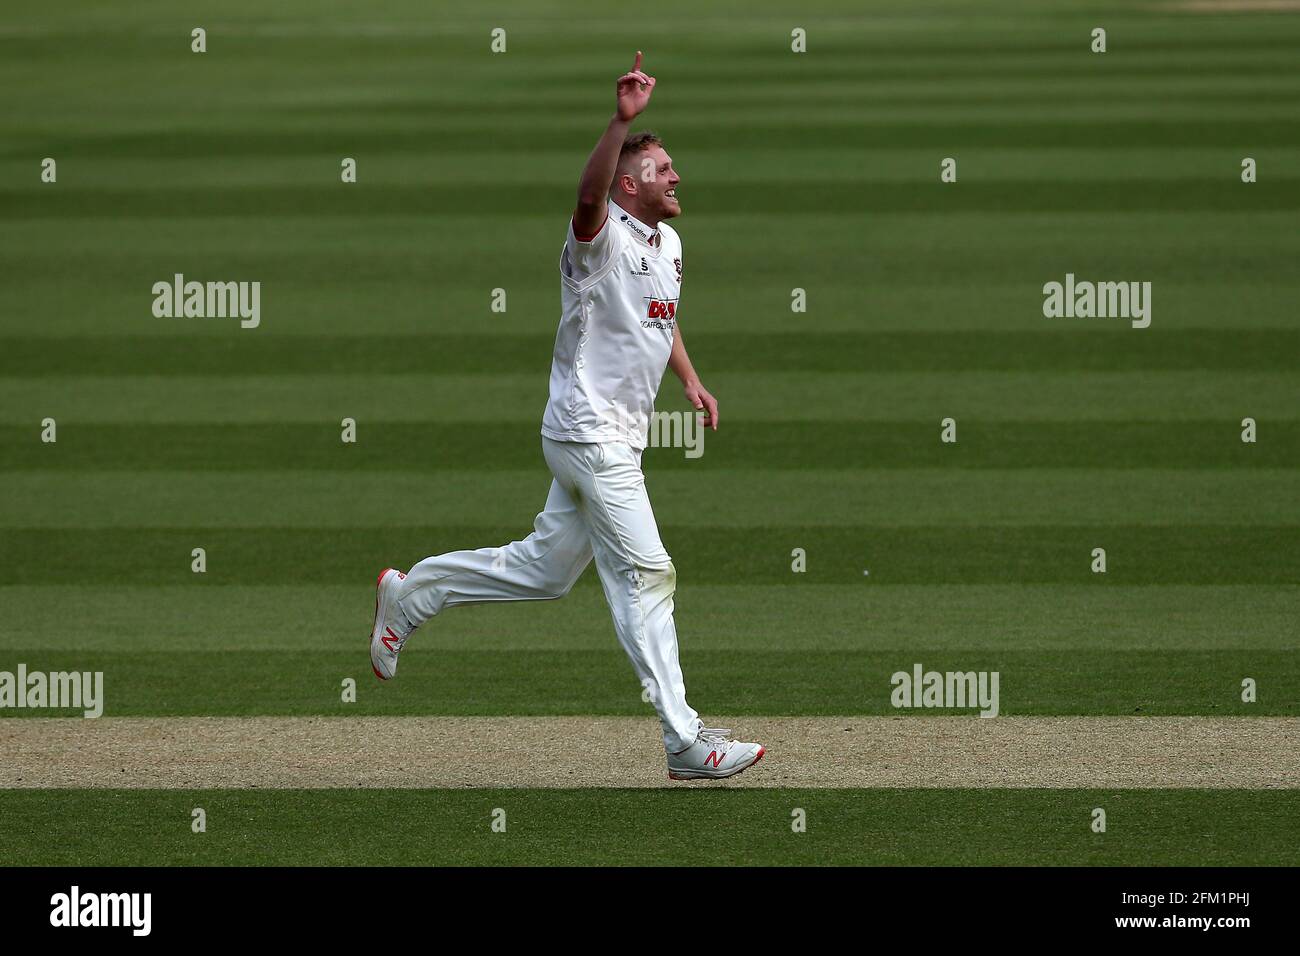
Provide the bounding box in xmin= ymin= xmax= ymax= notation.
xmin=381 ymin=627 xmax=401 ymax=653
xmin=704 ymin=750 xmax=725 ymax=769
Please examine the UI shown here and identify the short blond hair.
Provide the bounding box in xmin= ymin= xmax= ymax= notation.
xmin=619 ymin=130 xmax=662 ymax=160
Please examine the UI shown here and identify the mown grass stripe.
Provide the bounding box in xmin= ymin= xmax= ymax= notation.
xmin=4 ymin=421 xmax=1294 ymax=470
xmin=0 ymin=649 xmax=1292 ymax=717
xmin=2 ymin=526 xmax=1294 ymax=585
xmin=7 ymin=115 xmax=1300 ymax=160
xmin=1 ymin=788 xmax=1294 ymax=866
xmin=224 ymin=88 xmax=1300 ymax=111
xmin=4 ymin=371 xmax=1300 ymax=424
xmin=5 ymin=471 xmax=1295 ymax=528
xmin=3 ymin=584 xmax=1295 ymax=651
xmin=3 ymin=331 xmax=1297 ymax=376
xmin=3 ymin=179 xmax=1299 ymax=218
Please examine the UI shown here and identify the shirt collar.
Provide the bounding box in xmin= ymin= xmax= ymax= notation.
xmin=610 ymin=201 xmax=661 ymax=248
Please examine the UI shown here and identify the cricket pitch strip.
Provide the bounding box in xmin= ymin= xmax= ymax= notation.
xmin=2 ymin=716 xmax=1295 ymax=790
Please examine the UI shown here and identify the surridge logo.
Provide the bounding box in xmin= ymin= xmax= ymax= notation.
xmin=50 ymin=886 xmax=151 ymax=936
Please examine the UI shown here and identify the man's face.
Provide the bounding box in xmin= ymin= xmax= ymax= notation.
xmin=627 ymin=145 xmax=681 ymax=220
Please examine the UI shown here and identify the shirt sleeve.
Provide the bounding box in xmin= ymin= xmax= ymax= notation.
xmin=565 ymin=206 xmax=621 ymax=280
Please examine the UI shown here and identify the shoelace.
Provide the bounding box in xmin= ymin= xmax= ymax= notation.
xmin=698 ymin=727 xmax=734 ymax=749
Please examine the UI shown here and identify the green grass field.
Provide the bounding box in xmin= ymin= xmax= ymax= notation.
xmin=1 ymin=0 xmax=1296 ymax=866
xmin=6 ymin=789 xmax=1297 ymax=867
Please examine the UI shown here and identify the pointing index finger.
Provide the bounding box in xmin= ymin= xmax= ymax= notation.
xmin=633 ymin=50 xmax=642 ymax=72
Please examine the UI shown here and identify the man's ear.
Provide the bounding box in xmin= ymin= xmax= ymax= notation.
xmin=616 ymin=172 xmax=637 ymax=198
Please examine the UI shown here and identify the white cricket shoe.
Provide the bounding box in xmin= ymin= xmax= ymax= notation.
xmin=667 ymin=727 xmax=766 ymax=781
xmin=369 ymin=568 xmax=412 ymax=681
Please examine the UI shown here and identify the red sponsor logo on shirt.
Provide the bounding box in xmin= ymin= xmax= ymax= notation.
xmin=647 ymin=299 xmax=676 ymax=320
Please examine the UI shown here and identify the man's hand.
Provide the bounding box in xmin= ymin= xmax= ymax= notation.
xmin=684 ymin=380 xmax=719 ymax=431
xmin=616 ymin=51 xmax=656 ymax=122
xmin=669 ymin=328 xmax=714 ymax=430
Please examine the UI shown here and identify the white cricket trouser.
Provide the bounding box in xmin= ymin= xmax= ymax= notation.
xmin=395 ymin=437 xmax=703 ymax=753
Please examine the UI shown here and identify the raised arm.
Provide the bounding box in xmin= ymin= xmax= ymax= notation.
xmin=573 ymin=51 xmax=656 ymax=239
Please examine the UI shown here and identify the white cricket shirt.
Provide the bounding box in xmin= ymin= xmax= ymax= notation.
xmin=542 ymin=200 xmax=684 ymax=451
